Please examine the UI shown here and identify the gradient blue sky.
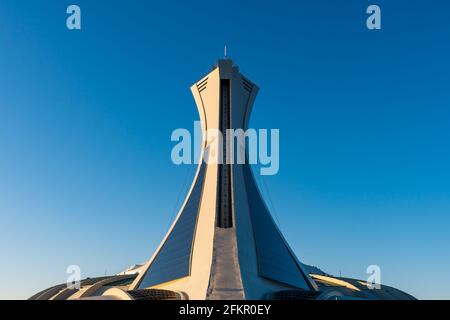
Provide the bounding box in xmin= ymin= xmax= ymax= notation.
xmin=0 ymin=0 xmax=449 ymax=299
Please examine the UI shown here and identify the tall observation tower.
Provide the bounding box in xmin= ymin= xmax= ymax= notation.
xmin=30 ymin=59 xmax=416 ymax=301
xmin=129 ymin=59 xmax=317 ymax=299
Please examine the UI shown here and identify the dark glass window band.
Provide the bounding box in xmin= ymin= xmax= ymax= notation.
xmin=138 ymin=162 xmax=207 ymax=289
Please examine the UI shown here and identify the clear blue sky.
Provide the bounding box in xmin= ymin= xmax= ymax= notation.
xmin=0 ymin=0 xmax=449 ymax=299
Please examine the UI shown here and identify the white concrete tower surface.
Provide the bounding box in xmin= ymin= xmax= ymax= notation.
xmin=130 ymin=59 xmax=317 ymax=299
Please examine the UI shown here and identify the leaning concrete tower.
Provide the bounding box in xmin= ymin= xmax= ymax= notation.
xmin=29 ymin=59 xmax=416 ymax=301
xmin=129 ymin=59 xmax=317 ymax=299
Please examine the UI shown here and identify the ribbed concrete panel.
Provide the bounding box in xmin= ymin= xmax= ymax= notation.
xmin=206 ymin=228 xmax=245 ymax=299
